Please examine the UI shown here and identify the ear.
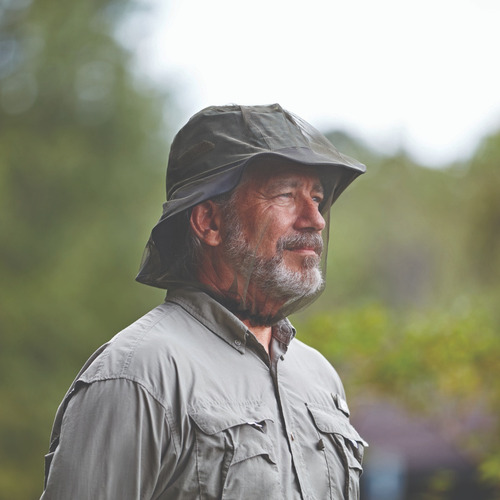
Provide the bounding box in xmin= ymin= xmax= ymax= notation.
xmin=190 ymin=201 xmax=223 ymax=247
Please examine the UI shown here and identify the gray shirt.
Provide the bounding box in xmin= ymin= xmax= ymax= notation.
xmin=41 ymin=287 xmax=367 ymax=499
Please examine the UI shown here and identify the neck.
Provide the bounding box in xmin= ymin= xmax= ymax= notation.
xmin=197 ymin=263 xmax=286 ymax=326
xmin=196 ymin=271 xmax=276 ymax=353
xmin=240 ymin=319 xmax=272 ymax=353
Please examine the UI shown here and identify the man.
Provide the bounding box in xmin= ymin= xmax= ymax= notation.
xmin=41 ymin=104 xmax=367 ymax=499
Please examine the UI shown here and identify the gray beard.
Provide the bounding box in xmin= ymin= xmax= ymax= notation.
xmin=221 ymin=214 xmax=324 ymax=304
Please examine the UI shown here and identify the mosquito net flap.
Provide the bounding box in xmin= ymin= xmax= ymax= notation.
xmin=136 ymin=104 xmax=365 ymax=324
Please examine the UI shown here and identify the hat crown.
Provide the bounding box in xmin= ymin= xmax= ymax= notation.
xmin=166 ymin=103 xmax=341 ymax=200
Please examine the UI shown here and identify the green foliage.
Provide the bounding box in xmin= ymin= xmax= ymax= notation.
xmin=464 ymin=131 xmax=500 ymax=288
xmin=0 ymin=1 xmax=168 ymax=498
xmin=296 ymin=289 xmax=500 ymax=491
xmin=299 ymin=300 xmax=498 ymax=411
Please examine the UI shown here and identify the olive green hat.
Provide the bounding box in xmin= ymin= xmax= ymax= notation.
xmin=136 ymin=103 xmax=365 ymax=288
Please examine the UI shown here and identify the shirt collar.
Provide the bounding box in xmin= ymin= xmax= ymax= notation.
xmin=165 ymin=287 xmax=296 ymax=354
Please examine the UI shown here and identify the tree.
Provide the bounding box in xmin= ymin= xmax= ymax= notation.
xmin=297 ymin=303 xmax=500 ymax=496
xmin=0 ymin=1 xmax=169 ymax=497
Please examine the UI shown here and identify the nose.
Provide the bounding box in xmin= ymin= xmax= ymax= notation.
xmin=294 ymin=197 xmax=326 ymax=232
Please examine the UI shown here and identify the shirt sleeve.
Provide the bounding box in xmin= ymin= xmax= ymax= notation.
xmin=41 ymin=378 xmax=171 ymax=500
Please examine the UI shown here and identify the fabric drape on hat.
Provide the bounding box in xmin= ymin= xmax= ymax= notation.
xmin=136 ymin=103 xmax=365 ymax=323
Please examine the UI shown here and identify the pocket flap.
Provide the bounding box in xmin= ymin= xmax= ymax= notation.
xmin=232 ymin=435 xmax=277 ymax=465
xmin=307 ymin=404 xmax=368 ymax=446
xmin=189 ymin=402 xmax=274 ymax=435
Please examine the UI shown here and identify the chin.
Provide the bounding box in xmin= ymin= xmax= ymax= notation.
xmin=273 ymin=266 xmax=323 ymax=301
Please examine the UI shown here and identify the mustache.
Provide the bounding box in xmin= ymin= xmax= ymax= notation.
xmin=278 ymin=232 xmax=323 ymax=256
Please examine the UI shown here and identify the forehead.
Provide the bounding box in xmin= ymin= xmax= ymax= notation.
xmin=240 ymin=161 xmax=324 ymax=192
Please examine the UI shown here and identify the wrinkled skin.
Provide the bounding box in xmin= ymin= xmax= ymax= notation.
xmin=191 ymin=163 xmax=326 ymax=337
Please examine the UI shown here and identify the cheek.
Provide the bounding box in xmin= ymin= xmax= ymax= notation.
xmin=256 ymin=228 xmax=288 ymax=257
xmin=239 ymin=205 xmax=293 ymax=252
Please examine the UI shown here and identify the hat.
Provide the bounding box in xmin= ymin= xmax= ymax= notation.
xmin=136 ymin=103 xmax=366 ymax=288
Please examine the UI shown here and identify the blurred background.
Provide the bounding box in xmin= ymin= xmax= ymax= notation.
xmin=1 ymin=0 xmax=499 ymax=498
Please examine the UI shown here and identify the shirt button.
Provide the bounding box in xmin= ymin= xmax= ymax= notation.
xmin=234 ymin=339 xmax=242 ymax=346
xmin=290 ymin=432 xmax=295 ymax=441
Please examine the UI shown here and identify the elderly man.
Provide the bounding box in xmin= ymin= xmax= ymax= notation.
xmin=41 ymin=104 xmax=367 ymax=499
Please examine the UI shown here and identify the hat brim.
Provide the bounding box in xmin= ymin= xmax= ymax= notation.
xmin=155 ymin=146 xmax=365 ymax=227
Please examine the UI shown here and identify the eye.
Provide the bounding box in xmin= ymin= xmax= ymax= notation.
xmin=312 ymin=195 xmax=323 ymax=204
xmin=278 ymin=192 xmax=293 ymax=199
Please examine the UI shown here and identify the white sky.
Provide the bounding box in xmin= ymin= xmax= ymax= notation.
xmin=130 ymin=0 xmax=500 ymax=166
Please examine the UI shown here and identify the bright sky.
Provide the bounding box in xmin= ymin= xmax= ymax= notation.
xmin=131 ymin=0 xmax=500 ymax=166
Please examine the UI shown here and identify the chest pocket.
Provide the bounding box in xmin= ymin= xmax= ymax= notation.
xmin=189 ymin=402 xmax=280 ymax=500
xmin=307 ymin=403 xmax=368 ymax=500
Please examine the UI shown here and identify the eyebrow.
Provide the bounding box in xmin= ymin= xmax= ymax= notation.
xmin=266 ymin=178 xmax=324 ymax=194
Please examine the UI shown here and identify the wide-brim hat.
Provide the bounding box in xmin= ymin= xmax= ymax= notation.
xmin=136 ymin=103 xmax=366 ymax=289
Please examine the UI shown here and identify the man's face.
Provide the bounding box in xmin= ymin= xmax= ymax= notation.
xmin=219 ymin=162 xmax=326 ymax=304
